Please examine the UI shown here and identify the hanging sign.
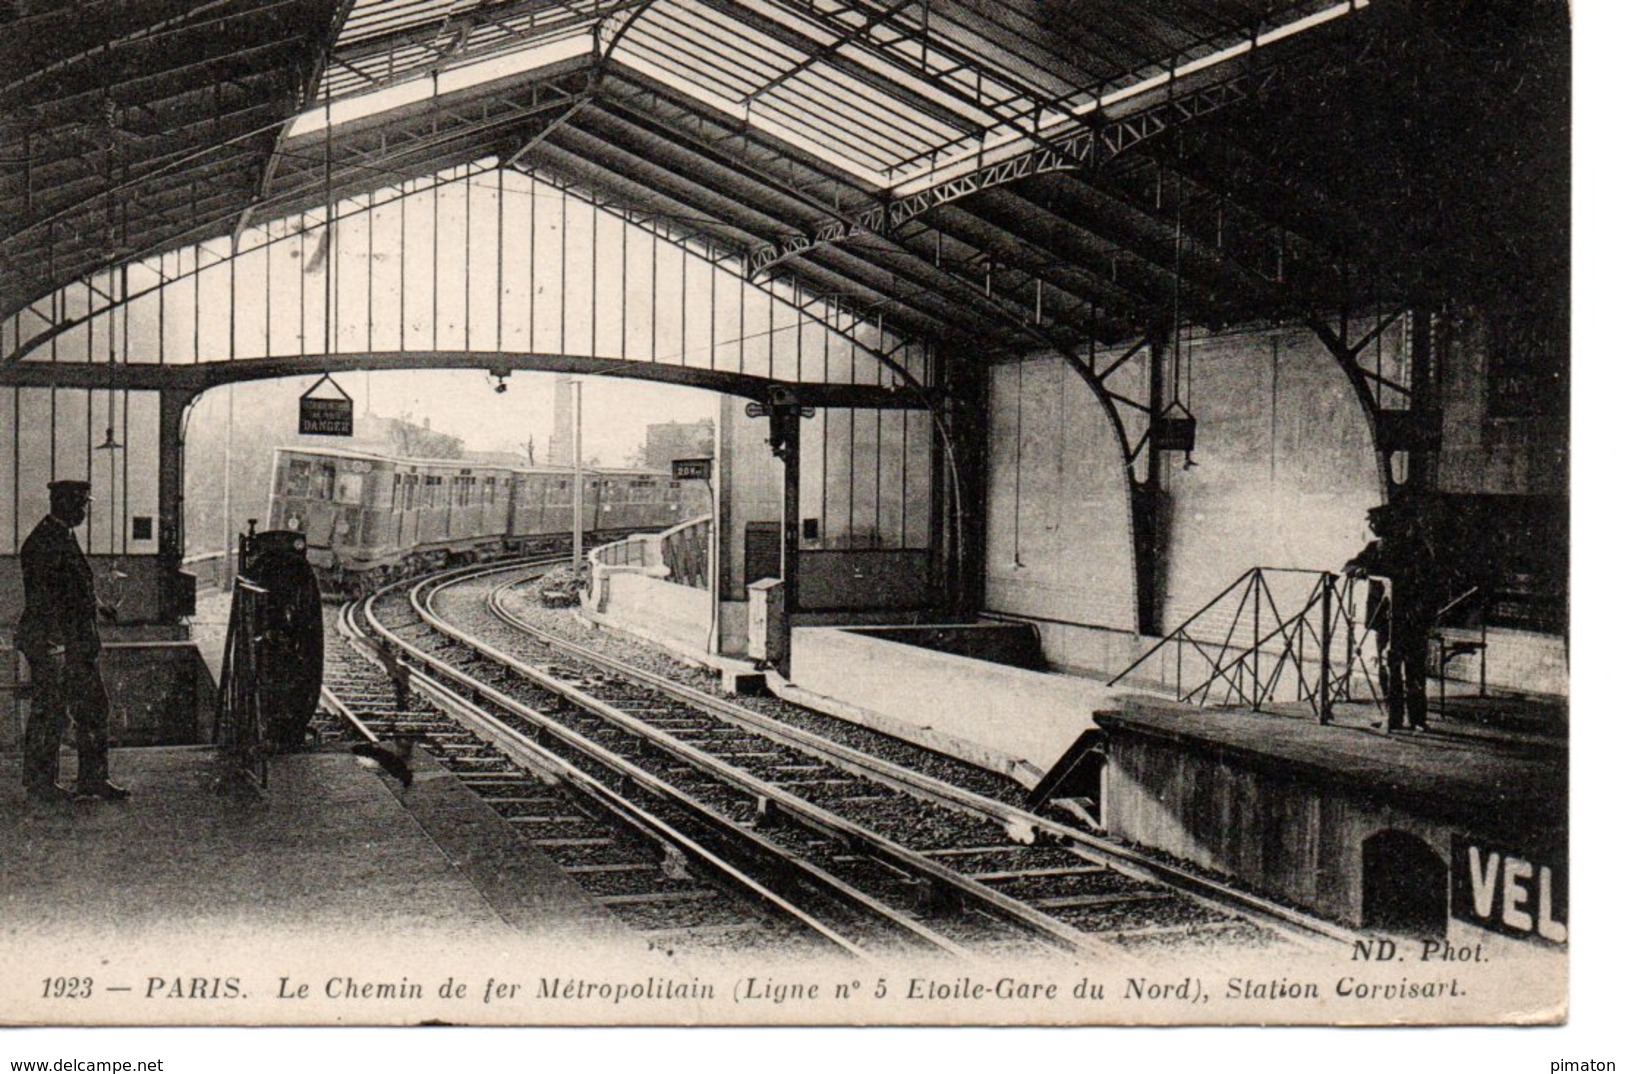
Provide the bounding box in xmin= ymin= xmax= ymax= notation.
xmin=671 ymin=458 xmax=713 ymax=481
xmin=299 ymin=373 xmax=353 ymax=436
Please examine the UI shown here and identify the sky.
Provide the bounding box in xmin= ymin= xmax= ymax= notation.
xmin=318 ymin=367 xmax=715 ymax=465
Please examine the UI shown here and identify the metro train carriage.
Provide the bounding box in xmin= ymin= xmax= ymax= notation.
xmin=268 ymin=446 xmax=686 ymax=591
xmin=508 ymin=464 xmax=592 ymax=553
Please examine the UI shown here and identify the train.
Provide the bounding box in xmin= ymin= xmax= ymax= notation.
xmin=266 ymin=445 xmax=696 ymax=591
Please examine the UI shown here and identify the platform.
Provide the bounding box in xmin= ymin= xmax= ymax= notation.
xmin=779 ymin=624 xmax=1120 ymax=788
xmin=0 ymin=745 xmax=632 ymax=951
xmin=1094 ymin=695 xmax=1566 ymax=948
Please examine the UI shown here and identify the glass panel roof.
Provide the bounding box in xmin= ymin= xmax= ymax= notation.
xmin=306 ymin=0 xmax=1371 ymax=191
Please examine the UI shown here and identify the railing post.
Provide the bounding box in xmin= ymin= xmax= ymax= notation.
xmin=1345 ymin=576 xmax=1356 ymax=700
xmin=1319 ymin=572 xmax=1334 ymax=724
xmin=1251 ymin=571 xmax=1262 ymax=711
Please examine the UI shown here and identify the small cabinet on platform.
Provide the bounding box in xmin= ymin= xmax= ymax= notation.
xmin=747 ymin=578 xmax=786 ymax=668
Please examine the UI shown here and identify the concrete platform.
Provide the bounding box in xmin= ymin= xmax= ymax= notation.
xmin=1095 ymin=696 xmax=1566 ymax=944
xmin=781 ymin=624 xmax=1118 ymax=788
xmin=0 ymin=745 xmax=630 ymax=949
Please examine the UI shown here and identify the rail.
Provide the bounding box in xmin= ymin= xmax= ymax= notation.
xmin=214 ymin=575 xmax=271 ymax=789
xmin=585 ymin=515 xmax=713 ymax=611
xmin=1109 ymin=567 xmax=1385 ymax=723
xmin=587 ymin=533 xmax=660 ymax=569
xmin=659 ymin=515 xmax=711 ymax=589
xmin=182 ymin=550 xmax=234 ymax=593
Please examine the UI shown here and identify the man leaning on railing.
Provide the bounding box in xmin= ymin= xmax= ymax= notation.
xmin=1343 ymin=495 xmax=1443 ymax=733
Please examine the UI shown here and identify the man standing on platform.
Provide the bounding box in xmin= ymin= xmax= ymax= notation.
xmin=17 ymin=479 xmax=128 ymax=802
xmin=1344 ymin=497 xmax=1441 ymax=733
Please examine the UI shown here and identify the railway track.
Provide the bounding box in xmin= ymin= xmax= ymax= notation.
xmin=344 ymin=558 xmax=1357 ymax=963
xmin=327 ymin=566 xmax=1028 ymax=963
xmin=319 ymin=597 xmax=870 ymax=960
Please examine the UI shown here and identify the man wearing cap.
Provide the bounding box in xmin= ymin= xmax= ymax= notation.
xmin=16 ymin=479 xmax=128 ymax=802
xmin=1344 ymin=497 xmax=1440 ymax=732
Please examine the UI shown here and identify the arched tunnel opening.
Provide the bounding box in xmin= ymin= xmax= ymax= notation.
xmin=1361 ymin=829 xmax=1448 ymax=938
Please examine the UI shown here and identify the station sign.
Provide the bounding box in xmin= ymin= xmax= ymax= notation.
xmin=1450 ymin=834 xmax=1566 ymax=946
xmin=672 ymin=458 xmax=713 ymax=481
xmin=299 ymin=374 xmax=353 ymax=437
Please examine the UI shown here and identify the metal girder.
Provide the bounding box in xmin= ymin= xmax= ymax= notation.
xmin=511 ymin=163 xmax=943 ymax=393
xmin=677 ymin=0 xmax=981 ymax=135
xmin=265 ymin=91 xmax=584 ymax=196
xmin=550 ymin=107 xmax=988 ymax=338
xmin=565 ymin=102 xmax=834 ymax=230
xmin=546 ymin=124 xmax=804 ymax=237
xmin=525 ymin=135 xmax=784 ymax=247
xmin=743 ymin=0 xmax=918 ymax=105
xmin=524 ymin=138 xmax=957 ymax=341
xmin=4 ymin=0 xmax=317 ymax=106
xmin=917 ymin=201 xmax=1157 ymax=333
xmin=231 ymin=0 xmax=357 ymax=242
xmin=597 ymin=68 xmax=878 ymax=211
xmin=794 ymin=244 xmax=998 ymax=338
xmin=0 ymin=350 xmax=931 ymax=408
xmin=5 ymin=101 xmax=289 ymax=229
xmin=745 ymin=62 xmax=1277 ymax=279
xmin=763 ymin=0 xmax=1056 ymax=123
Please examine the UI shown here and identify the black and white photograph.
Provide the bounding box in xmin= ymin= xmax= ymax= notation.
xmin=0 ymin=0 xmax=1586 ymax=1051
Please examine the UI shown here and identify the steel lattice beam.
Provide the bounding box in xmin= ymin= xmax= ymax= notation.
xmin=745 ymin=62 xmax=1277 ymax=279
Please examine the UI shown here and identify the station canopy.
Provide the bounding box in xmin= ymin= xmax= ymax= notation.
xmin=3 ymin=0 xmax=1567 ymax=355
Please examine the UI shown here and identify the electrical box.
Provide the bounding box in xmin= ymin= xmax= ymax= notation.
xmin=747 ymin=578 xmax=786 ymax=667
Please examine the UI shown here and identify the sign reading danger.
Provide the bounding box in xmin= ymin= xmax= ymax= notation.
xmin=299 ymin=374 xmax=354 ymax=436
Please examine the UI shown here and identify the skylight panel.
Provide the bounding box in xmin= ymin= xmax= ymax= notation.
xmin=293 ymin=33 xmax=593 ymax=136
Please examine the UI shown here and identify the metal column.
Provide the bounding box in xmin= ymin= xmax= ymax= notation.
xmin=157 ymin=387 xmax=195 ymax=623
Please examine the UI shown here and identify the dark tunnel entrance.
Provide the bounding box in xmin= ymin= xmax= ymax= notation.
xmin=1361 ymin=829 xmax=1448 ymax=937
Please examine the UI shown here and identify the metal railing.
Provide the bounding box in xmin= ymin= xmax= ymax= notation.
xmin=182 ymin=550 xmax=235 ymax=593
xmin=589 ymin=533 xmax=659 ymax=569
xmin=214 ymin=575 xmax=271 ymax=790
xmin=660 ymin=515 xmax=711 ymax=590
xmin=1110 ymin=568 xmax=1386 ymax=723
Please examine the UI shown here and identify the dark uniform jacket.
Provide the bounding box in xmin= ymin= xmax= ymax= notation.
xmin=15 ymin=515 xmax=100 ymax=662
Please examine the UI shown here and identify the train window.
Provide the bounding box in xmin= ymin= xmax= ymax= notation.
xmin=335 ymin=472 xmax=364 ymax=504
xmin=315 ymin=464 xmax=336 ymax=500
xmin=392 ymin=473 xmax=401 ymax=507
xmin=286 ymin=460 xmax=312 ymax=497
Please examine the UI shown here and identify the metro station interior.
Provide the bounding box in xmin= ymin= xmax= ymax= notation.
xmin=0 ymin=0 xmax=1570 ymax=1008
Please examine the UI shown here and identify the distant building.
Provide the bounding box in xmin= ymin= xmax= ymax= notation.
xmin=644 ymin=420 xmax=715 ymax=470
xmin=349 ymin=412 xmax=464 ymax=459
xmin=547 ymin=378 xmax=576 ymax=465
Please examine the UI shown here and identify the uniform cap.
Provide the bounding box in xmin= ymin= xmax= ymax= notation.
xmin=48 ymin=479 xmax=93 ymax=499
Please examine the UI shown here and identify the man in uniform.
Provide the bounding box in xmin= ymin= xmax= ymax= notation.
xmin=17 ymin=479 xmax=128 ymax=801
xmin=1344 ymin=497 xmax=1441 ymax=732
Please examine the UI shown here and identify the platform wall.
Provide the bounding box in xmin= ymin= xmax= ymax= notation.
xmin=985 ymin=324 xmax=1381 ymax=640
xmin=984 ymin=312 xmax=1566 ymax=690
xmin=587 ymin=569 xmax=711 ymax=655
xmin=714 ymin=393 xmax=936 ymax=654
xmin=1100 ymin=707 xmax=1566 ymax=949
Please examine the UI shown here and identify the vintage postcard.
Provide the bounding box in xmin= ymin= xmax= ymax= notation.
xmin=0 ymin=0 xmax=1574 ymax=1039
